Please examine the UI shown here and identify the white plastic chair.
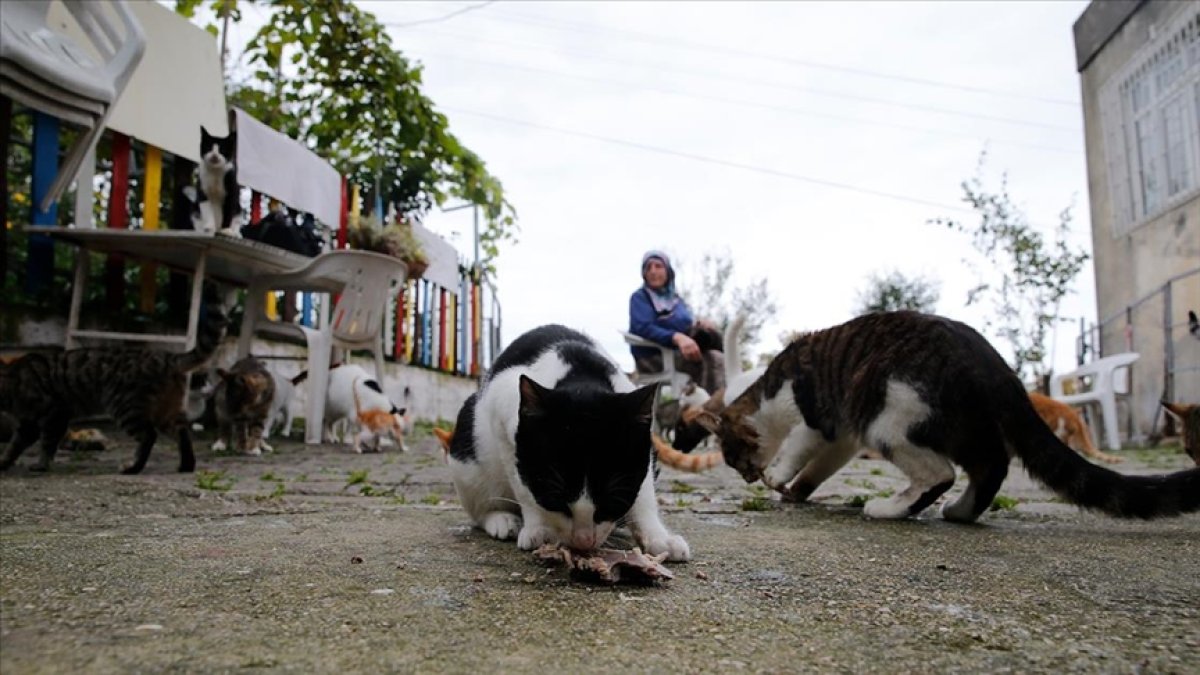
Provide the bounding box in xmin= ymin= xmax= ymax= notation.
xmin=621 ymin=330 xmax=692 ymax=436
xmin=0 ymin=0 xmax=146 ymax=212
xmin=237 ymin=251 xmax=408 ymax=444
xmin=1049 ymin=352 xmax=1140 ymax=451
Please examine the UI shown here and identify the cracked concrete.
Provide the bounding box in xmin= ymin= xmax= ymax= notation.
xmin=1 ymin=429 xmax=1197 ymax=673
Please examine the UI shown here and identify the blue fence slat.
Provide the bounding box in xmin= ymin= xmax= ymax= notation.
xmin=27 ymin=112 xmax=58 ymax=294
xmin=301 ymin=292 xmax=313 ymax=327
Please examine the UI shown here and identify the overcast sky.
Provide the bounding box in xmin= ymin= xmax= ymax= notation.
xmin=230 ymin=0 xmax=1096 ymax=376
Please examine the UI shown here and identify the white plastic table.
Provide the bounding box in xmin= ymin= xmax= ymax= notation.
xmin=26 ymin=227 xmax=308 ymax=350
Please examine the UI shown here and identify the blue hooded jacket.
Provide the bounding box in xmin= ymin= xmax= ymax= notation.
xmin=628 ymin=251 xmax=694 ymax=361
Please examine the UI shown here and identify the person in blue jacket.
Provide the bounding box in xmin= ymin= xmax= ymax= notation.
xmin=628 ymin=250 xmax=725 ymax=393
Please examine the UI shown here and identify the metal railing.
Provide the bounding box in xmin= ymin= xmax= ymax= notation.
xmin=1075 ymin=266 xmax=1200 ymax=433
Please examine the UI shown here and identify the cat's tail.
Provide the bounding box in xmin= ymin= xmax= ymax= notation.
xmin=291 ymin=371 xmax=308 ymax=385
xmin=173 ymin=308 xmax=229 ymax=373
xmin=723 ymin=312 xmax=748 ymax=379
xmin=1003 ymin=383 xmax=1200 ymax=519
xmin=652 ymin=433 xmax=722 ymax=473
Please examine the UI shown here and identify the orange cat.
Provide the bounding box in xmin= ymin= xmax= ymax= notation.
xmin=1161 ymin=401 xmax=1200 ymax=466
xmin=433 ymin=426 xmax=454 ymax=458
xmin=432 ymin=425 xmax=720 ymax=472
xmin=1029 ymin=392 xmax=1122 ymax=464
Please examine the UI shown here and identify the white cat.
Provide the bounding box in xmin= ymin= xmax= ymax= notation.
xmin=263 ymin=370 xmax=305 ymax=440
xmin=322 ymin=364 xmax=407 ymax=453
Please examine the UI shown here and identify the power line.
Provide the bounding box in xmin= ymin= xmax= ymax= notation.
xmin=413 ymin=49 xmax=1082 ymax=154
xmin=402 ymin=28 xmax=1080 ymax=133
xmin=472 ymin=6 xmax=1081 ymax=107
xmin=383 ymin=1 xmax=496 ymax=29
xmin=439 ymin=106 xmax=976 ymax=215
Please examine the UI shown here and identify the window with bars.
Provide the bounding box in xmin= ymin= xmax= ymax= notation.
xmin=1099 ymin=7 xmax=1200 ymax=236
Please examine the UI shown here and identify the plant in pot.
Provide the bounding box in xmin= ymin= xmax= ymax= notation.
xmin=347 ymin=215 xmax=429 ymax=279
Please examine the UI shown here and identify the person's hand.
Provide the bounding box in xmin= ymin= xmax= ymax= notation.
xmin=673 ymin=333 xmax=702 ymax=361
xmin=695 ymin=318 xmax=716 ymax=331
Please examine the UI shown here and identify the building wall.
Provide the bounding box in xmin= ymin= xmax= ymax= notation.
xmin=1077 ymin=1 xmax=1200 ymax=438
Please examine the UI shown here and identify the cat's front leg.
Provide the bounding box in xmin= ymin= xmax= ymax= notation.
xmin=627 ymin=473 xmax=690 ymax=561
xmin=514 ymin=498 xmax=562 ymax=551
xmin=761 ymin=425 xmax=824 ymax=493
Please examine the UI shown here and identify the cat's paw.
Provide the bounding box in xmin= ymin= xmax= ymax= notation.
xmin=216 ymin=227 xmax=242 ymax=238
xmin=516 ymin=524 xmax=559 ymax=551
xmin=762 ymin=463 xmax=798 ymax=492
xmin=863 ymin=496 xmax=911 ymax=520
xmin=481 ymin=512 xmax=521 ymax=540
xmin=211 ymin=439 xmax=227 ymax=453
xmin=638 ymin=532 xmax=691 ymax=561
xmin=780 ymin=481 xmax=816 ymax=503
xmin=244 ymin=445 xmax=262 ymax=457
xmin=258 ymin=440 xmax=274 ymax=454
xmin=28 ymin=460 xmax=51 ymax=473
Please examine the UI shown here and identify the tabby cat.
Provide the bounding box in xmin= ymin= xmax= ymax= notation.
xmin=447 ymin=324 xmax=689 ymax=559
xmin=1028 ymin=392 xmax=1122 ymax=464
xmin=211 ymin=356 xmax=275 ymax=456
xmin=1161 ymin=401 xmax=1199 ymax=466
xmin=0 ymin=309 xmax=228 ymax=474
xmin=697 ymin=311 xmax=1200 ymax=522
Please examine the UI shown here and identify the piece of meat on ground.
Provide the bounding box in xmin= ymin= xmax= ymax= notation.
xmin=535 ymin=544 xmax=675 ymax=584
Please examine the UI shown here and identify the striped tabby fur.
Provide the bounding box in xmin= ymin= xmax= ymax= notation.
xmin=0 ymin=310 xmax=227 ymax=474
xmin=211 ymin=357 xmax=275 ymax=456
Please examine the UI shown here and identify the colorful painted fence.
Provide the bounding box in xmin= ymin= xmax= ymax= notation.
xmin=2 ymin=103 xmax=500 ymax=378
xmin=385 ymin=273 xmax=501 ymax=378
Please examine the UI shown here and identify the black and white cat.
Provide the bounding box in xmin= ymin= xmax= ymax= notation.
xmin=191 ymin=127 xmax=241 ymax=237
xmin=447 ymin=325 xmax=690 ymax=560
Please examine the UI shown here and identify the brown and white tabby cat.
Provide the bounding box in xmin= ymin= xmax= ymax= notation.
xmin=211 ymin=356 xmax=275 ymax=456
xmin=1161 ymin=401 xmax=1199 ymax=466
xmin=0 ymin=309 xmax=228 ymax=474
xmin=1028 ymin=392 xmax=1122 ymax=464
xmin=697 ymin=311 xmax=1200 ymax=523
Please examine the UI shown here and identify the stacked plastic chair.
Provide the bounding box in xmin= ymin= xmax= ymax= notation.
xmin=0 ymin=0 xmax=146 ymax=212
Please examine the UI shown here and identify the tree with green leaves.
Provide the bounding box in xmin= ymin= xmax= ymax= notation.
xmin=854 ymin=269 xmax=940 ymax=316
xmin=677 ymin=249 xmax=779 ymax=366
xmin=931 ymin=153 xmax=1089 ymax=384
xmin=174 ymin=0 xmax=517 ymax=273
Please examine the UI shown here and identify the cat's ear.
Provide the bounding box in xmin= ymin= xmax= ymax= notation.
xmin=391 ymin=406 xmax=407 ymax=416
xmin=201 ymin=126 xmax=213 ymax=143
xmin=694 ymin=410 xmax=722 ymax=434
xmin=627 ymin=384 xmax=659 ymax=423
xmin=518 ymin=375 xmax=549 ymax=417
